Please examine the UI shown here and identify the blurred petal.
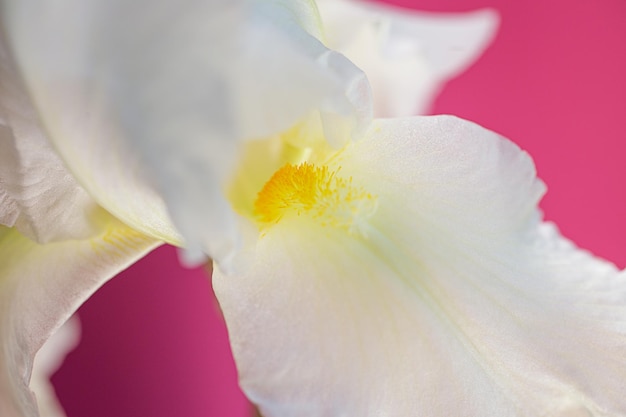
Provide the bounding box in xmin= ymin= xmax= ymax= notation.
xmin=30 ymin=317 xmax=80 ymax=417
xmin=0 ymin=218 xmax=158 ymax=417
xmin=1 ymin=0 xmax=372 ymax=268
xmin=317 ymin=0 xmax=498 ymax=116
xmin=214 ymin=116 xmax=626 ymax=416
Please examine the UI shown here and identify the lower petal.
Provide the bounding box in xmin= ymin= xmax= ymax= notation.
xmin=214 ymin=116 xmax=626 ymax=416
xmin=30 ymin=317 xmax=80 ymax=417
xmin=0 ymin=216 xmax=159 ymax=417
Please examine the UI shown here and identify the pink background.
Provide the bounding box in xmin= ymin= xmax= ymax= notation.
xmin=52 ymin=1 xmax=626 ymax=416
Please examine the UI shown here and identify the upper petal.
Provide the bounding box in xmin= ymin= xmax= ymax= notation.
xmin=214 ymin=116 xmax=626 ymax=416
xmin=0 ymin=37 xmax=102 ymax=244
xmin=317 ymin=0 xmax=499 ymax=116
xmin=0 ymin=0 xmax=372 ymax=268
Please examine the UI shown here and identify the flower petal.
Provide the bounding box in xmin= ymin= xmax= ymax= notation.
xmin=0 ymin=218 xmax=158 ymax=417
xmin=1 ymin=36 xmax=159 ymax=416
xmin=30 ymin=317 xmax=80 ymax=417
xmin=0 ymin=41 xmax=101 ymax=244
xmin=317 ymin=0 xmax=499 ymax=116
xmin=1 ymin=0 xmax=372 ymax=268
xmin=214 ymin=116 xmax=626 ymax=416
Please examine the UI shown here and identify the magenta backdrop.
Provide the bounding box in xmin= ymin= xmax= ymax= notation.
xmin=52 ymin=1 xmax=626 ymax=416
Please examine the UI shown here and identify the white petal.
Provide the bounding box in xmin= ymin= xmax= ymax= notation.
xmin=1 ymin=37 xmax=159 ymax=416
xmin=30 ymin=317 xmax=80 ymax=417
xmin=1 ymin=0 xmax=372 ymax=268
xmin=0 ymin=219 xmax=158 ymax=417
xmin=0 ymin=40 xmax=101 ymax=244
xmin=317 ymin=0 xmax=499 ymax=116
xmin=214 ymin=116 xmax=626 ymax=416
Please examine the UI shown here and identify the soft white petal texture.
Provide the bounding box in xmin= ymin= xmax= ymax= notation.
xmin=30 ymin=317 xmax=80 ymax=417
xmin=0 ymin=0 xmax=372 ymax=268
xmin=317 ymin=0 xmax=499 ymax=116
xmin=0 ymin=220 xmax=158 ymax=417
xmin=214 ymin=116 xmax=626 ymax=416
xmin=1 ymin=32 xmax=159 ymax=417
xmin=0 ymin=41 xmax=101 ymax=244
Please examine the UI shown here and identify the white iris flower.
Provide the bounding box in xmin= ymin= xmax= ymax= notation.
xmin=1 ymin=0 xmax=624 ymax=417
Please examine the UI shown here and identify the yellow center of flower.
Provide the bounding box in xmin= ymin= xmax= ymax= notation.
xmin=254 ymin=162 xmax=378 ymax=235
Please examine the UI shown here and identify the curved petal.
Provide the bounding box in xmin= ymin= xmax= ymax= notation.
xmin=1 ymin=36 xmax=160 ymax=416
xmin=214 ymin=116 xmax=626 ymax=416
xmin=317 ymin=0 xmax=499 ymax=116
xmin=1 ymin=0 xmax=372 ymax=268
xmin=0 ymin=39 xmax=101 ymax=244
xmin=30 ymin=317 xmax=80 ymax=417
xmin=0 ymin=218 xmax=159 ymax=417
